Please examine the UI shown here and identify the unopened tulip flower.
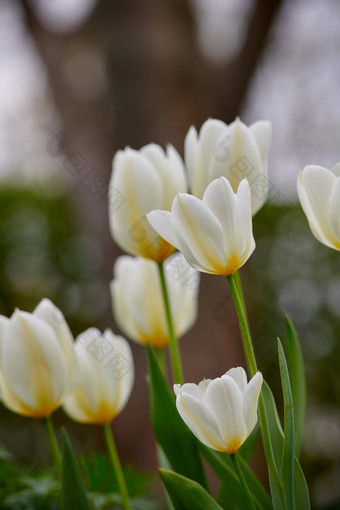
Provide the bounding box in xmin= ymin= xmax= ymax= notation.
xmin=111 ymin=253 xmax=198 ymax=348
xmin=0 ymin=299 xmax=77 ymax=418
xmin=109 ymin=144 xmax=187 ymax=261
xmin=185 ymin=117 xmax=272 ymax=215
xmin=147 ymin=177 xmax=255 ymax=276
xmin=297 ymin=163 xmax=340 ymax=250
xmin=63 ymin=329 xmax=134 ymax=425
xmin=174 ymin=368 xmax=263 ymax=454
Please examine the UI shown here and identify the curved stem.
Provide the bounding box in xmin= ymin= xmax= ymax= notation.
xmin=42 ymin=417 xmax=61 ymax=478
xmin=231 ymin=453 xmax=257 ymax=510
xmin=157 ymin=262 xmax=184 ymax=384
xmin=227 ymin=273 xmax=285 ymax=509
xmin=103 ymin=424 xmax=131 ymax=510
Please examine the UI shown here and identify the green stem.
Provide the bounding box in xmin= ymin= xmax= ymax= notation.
xmin=231 ymin=454 xmax=257 ymax=510
xmin=154 ymin=347 xmax=167 ymax=378
xmin=42 ymin=417 xmax=61 ymax=478
xmin=157 ymin=262 xmax=184 ymax=384
xmin=227 ymin=273 xmax=285 ymax=509
xmin=103 ymin=424 xmax=131 ymax=510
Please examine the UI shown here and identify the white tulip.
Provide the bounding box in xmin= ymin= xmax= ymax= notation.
xmin=147 ymin=177 xmax=255 ymax=276
xmin=297 ymin=163 xmax=340 ymax=250
xmin=109 ymin=144 xmax=187 ymax=261
xmin=111 ymin=253 xmax=198 ymax=348
xmin=185 ymin=117 xmax=272 ymax=215
xmin=174 ymin=368 xmax=263 ymax=454
xmin=63 ymin=329 xmax=134 ymax=425
xmin=0 ymin=299 xmax=77 ymax=418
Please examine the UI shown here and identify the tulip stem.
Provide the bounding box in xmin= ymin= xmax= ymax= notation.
xmin=157 ymin=262 xmax=184 ymax=384
xmin=231 ymin=453 xmax=257 ymax=510
xmin=227 ymin=272 xmax=285 ymax=509
xmin=42 ymin=417 xmax=61 ymax=478
xmin=103 ymin=424 xmax=131 ymax=510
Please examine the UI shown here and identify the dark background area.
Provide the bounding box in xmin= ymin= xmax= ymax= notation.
xmin=0 ymin=0 xmax=340 ymax=508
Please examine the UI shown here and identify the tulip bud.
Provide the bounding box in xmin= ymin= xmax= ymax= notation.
xmin=63 ymin=329 xmax=134 ymax=425
xmin=110 ymin=253 xmax=198 ymax=348
xmin=297 ymin=163 xmax=340 ymax=250
xmin=109 ymin=144 xmax=187 ymax=261
xmin=148 ymin=177 xmax=255 ymax=276
xmin=0 ymin=299 xmax=77 ymax=419
xmin=174 ymin=368 xmax=263 ymax=454
xmin=185 ymin=117 xmax=272 ymax=215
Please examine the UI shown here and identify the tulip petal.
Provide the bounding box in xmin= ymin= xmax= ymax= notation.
xmin=297 ymin=165 xmax=338 ymax=248
xmin=249 ymin=120 xmax=272 ymax=164
xmin=184 ymin=126 xmax=199 ymax=186
xmin=192 ymin=119 xmax=228 ymax=198
xmin=176 ymin=392 xmax=225 ymax=451
xmin=225 ymin=367 xmax=248 ymax=393
xmin=171 ymin=193 xmax=226 ymax=273
xmin=147 ymin=210 xmax=179 ymax=250
xmin=329 ymin=177 xmax=340 ymax=242
xmin=243 ymin=372 xmax=263 ymax=434
xmin=2 ymin=311 xmax=67 ymax=416
xmin=174 ymin=383 xmax=205 ymax=401
xmin=204 ymin=376 xmax=247 ymax=452
xmin=33 ymin=299 xmax=78 ymax=391
xmin=330 ymin=161 xmax=340 ymax=177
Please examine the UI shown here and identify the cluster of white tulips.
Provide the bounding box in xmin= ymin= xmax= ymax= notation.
xmin=0 ymin=116 xmax=339 ymax=510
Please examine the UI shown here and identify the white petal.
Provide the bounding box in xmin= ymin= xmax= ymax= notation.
xmin=192 ymin=119 xmax=228 ymax=198
xmin=249 ymin=120 xmax=272 ymax=163
xmin=174 ymin=383 xmax=204 ymax=401
xmin=176 ymin=392 xmax=225 ymax=451
xmin=297 ymin=165 xmax=338 ymax=248
xmin=33 ymin=299 xmax=77 ymax=391
xmin=202 ymin=178 xmax=254 ymax=273
xmin=2 ymin=311 xmax=67 ymax=416
xmin=147 ymin=210 xmax=179 ymax=249
xmin=225 ymin=367 xmax=248 ymax=393
xmin=330 ymin=161 xmax=340 ymax=177
xmin=184 ymin=126 xmax=198 ymax=188
xmin=243 ymin=372 xmax=263 ymax=434
xmin=204 ymin=376 xmax=247 ymax=452
xmin=109 ymin=149 xmax=164 ymax=257
xmin=171 ymin=193 xmax=226 ymax=273
xmin=329 ymin=177 xmax=340 ymax=244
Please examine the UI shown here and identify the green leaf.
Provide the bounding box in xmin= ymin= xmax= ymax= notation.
xmin=146 ymin=345 xmax=207 ymax=489
xmin=262 ymin=382 xmax=310 ymax=510
xmin=285 ymin=315 xmax=306 ymax=458
xmin=61 ymin=428 xmax=91 ymax=510
xmin=278 ymin=339 xmax=295 ymax=510
xmin=239 ymin=424 xmax=260 ymax=463
xmin=159 ymin=469 xmax=223 ymax=510
xmin=200 ymin=444 xmax=273 ymax=510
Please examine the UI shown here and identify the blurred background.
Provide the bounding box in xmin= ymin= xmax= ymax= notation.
xmin=0 ymin=0 xmax=340 ymax=508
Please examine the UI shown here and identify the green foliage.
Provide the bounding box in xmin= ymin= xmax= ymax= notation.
xmin=146 ymin=345 xmax=207 ymax=489
xmin=285 ymin=315 xmax=306 ymax=458
xmin=200 ymin=445 xmax=272 ymax=510
xmin=159 ymin=469 xmax=223 ymax=510
xmin=61 ymin=429 xmax=91 ymax=510
xmin=278 ymin=339 xmax=295 ymax=510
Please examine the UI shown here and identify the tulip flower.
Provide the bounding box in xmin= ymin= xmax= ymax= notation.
xmin=63 ymin=328 xmax=134 ymax=425
xmin=147 ymin=177 xmax=255 ymax=276
xmin=109 ymin=144 xmax=187 ymax=261
xmin=111 ymin=253 xmax=198 ymax=348
xmin=297 ymin=163 xmax=340 ymax=250
xmin=185 ymin=117 xmax=272 ymax=215
xmin=0 ymin=299 xmax=77 ymax=419
xmin=174 ymin=368 xmax=263 ymax=454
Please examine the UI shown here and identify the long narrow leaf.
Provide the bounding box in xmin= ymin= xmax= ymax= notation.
xmin=61 ymin=429 xmax=91 ymax=510
xmin=159 ymin=469 xmax=223 ymax=510
xmin=239 ymin=424 xmax=260 ymax=463
xmin=278 ymin=339 xmax=295 ymax=510
xmin=146 ymin=345 xmax=207 ymax=489
xmin=262 ymin=381 xmax=310 ymax=509
xmin=285 ymin=315 xmax=306 ymax=457
xmin=200 ymin=444 xmax=273 ymax=510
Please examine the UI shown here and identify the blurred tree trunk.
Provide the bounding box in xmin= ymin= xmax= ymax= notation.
xmin=19 ymin=0 xmax=282 ymax=477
